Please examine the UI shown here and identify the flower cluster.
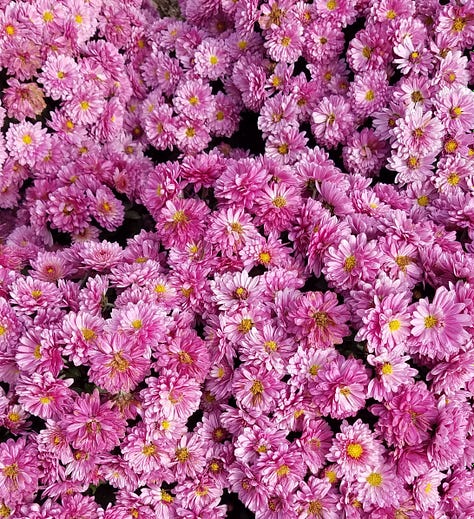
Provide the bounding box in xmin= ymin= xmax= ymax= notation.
xmin=0 ymin=0 xmax=473 ymax=518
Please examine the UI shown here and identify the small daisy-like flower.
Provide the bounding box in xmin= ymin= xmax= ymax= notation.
xmin=410 ymin=286 xmax=471 ymax=360
xmin=63 ymin=389 xmax=126 ymax=455
xmin=194 ymin=38 xmax=230 ymax=80
xmin=323 ymin=233 xmax=381 ymax=291
xmin=38 ymin=53 xmax=80 ymax=100
xmin=232 ymin=364 xmax=284 ymax=415
xmin=412 ymin=469 xmax=445 ymax=512
xmin=9 ymin=276 xmax=63 ymax=314
xmin=311 ymin=95 xmax=354 ymax=148
xmin=264 ymin=21 xmax=303 ymax=63
xmin=435 ymin=85 xmax=474 ymax=133
xmin=65 ymin=83 xmax=106 ymax=125
xmin=92 ymin=186 xmax=124 ymax=231
xmin=5 ymin=121 xmax=48 ymax=167
xmin=173 ymin=79 xmax=214 ymax=121
xmin=327 ymin=419 xmax=384 ymax=477
xmin=304 ymin=19 xmax=345 ymax=65
xmin=257 ymin=443 xmax=305 ymax=492
xmin=266 ymin=126 xmax=308 ymax=165
xmin=350 ymin=70 xmax=388 ymax=119
xmin=254 ymin=182 xmax=300 ymax=233
xmin=393 ymin=37 xmax=432 ymax=76
xmin=354 ymin=462 xmax=403 ymax=510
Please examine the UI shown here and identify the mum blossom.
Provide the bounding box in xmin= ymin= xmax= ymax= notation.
xmin=63 ymin=389 xmax=126 ymax=454
xmin=5 ymin=121 xmax=48 ymax=166
xmin=410 ymin=286 xmax=471 ymax=360
xmin=354 ymin=462 xmax=404 ymax=510
xmin=311 ymin=95 xmax=354 ymax=148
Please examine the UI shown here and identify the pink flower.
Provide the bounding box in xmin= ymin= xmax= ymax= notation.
xmin=256 ymin=443 xmax=305 ymax=492
xmin=9 ymin=276 xmax=63 ymax=314
xmin=88 ymin=333 xmax=151 ymax=394
xmin=294 ymin=477 xmax=339 ymax=519
xmin=412 ymin=469 xmax=445 ymax=512
xmin=232 ymin=364 xmax=284 ymax=415
xmin=194 ymin=38 xmax=230 ymax=80
xmin=63 ymin=389 xmax=126 ymax=454
xmin=371 ymin=382 xmax=438 ymax=448
xmin=327 ymin=419 xmax=384 ymax=477
xmin=0 ymin=437 xmax=41 ymax=504
xmin=16 ymin=372 xmax=74 ymax=420
xmin=410 ymin=286 xmax=471 ymax=360
xmin=311 ymin=95 xmax=355 ymax=148
xmin=435 ymin=85 xmax=474 ymax=133
xmin=5 ymin=121 xmax=48 ymax=167
xmin=288 ymin=291 xmax=350 ymax=348
xmin=296 ymin=418 xmax=333 ymax=473
xmin=38 ymin=53 xmax=80 ymax=100
xmin=264 ymin=22 xmax=303 ymax=63
xmin=313 ymin=356 xmax=369 ymax=419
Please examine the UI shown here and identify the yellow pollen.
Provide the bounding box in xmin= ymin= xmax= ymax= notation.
xmin=65 ymin=120 xmax=74 ymax=130
xmin=230 ymin=221 xmax=243 ymax=233
xmin=410 ymin=51 xmax=419 ymax=60
xmin=259 ymin=251 xmax=271 ymax=264
xmin=365 ymin=90 xmax=375 ymax=101
xmin=352 ymin=499 xmax=362 ymax=508
xmin=238 ymin=318 xmax=254 ymax=334
xmin=411 ymin=91 xmax=423 ymax=103
xmin=33 ymin=344 xmax=42 ymax=359
xmin=308 ymin=500 xmax=323 ymax=515
xmin=2 ymin=463 xmax=18 ymax=479
xmin=417 ymin=195 xmax=429 ymax=207
xmin=217 ymin=366 xmax=225 ymax=378
xmin=154 ymin=284 xmax=166 ymax=294
xmin=327 ymin=0 xmax=336 ymax=10
xmin=250 ymin=379 xmax=264 ymax=396
xmin=5 ymin=25 xmax=15 ymax=36
xmin=172 ymin=210 xmax=188 ymax=223
xmin=130 ymin=509 xmax=139 ymax=519
xmin=264 ymin=340 xmax=278 ymax=352
xmin=181 ymin=287 xmax=193 ymax=298
xmin=347 ymin=443 xmax=364 ymax=459
xmin=142 ymin=444 xmax=156 ymax=456
xmin=216 ymin=110 xmax=225 ymax=121
xmin=0 ymin=504 xmax=11 ymax=517
xmin=320 ymin=36 xmax=328 ymax=44
xmin=39 ymin=396 xmax=52 ymax=405
xmin=447 ymin=172 xmax=460 ymax=186
xmin=108 ymin=351 xmax=129 ymax=373
xmin=395 ymin=255 xmax=412 ymax=272
xmin=137 ymin=39 xmax=145 ymax=48
xmin=447 ymin=72 xmax=456 ymax=83
xmin=412 ymin=128 xmax=424 ymax=138
xmin=272 ymin=195 xmax=287 ymax=207
xmin=101 ymin=201 xmax=111 ymax=212
xmin=278 ymin=143 xmax=289 ymax=155
xmin=8 ymin=412 xmax=20 ymax=422
xmin=185 ymin=127 xmax=195 ymax=138
xmin=75 ymin=14 xmax=83 ymax=24
xmin=22 ymin=134 xmax=32 ymax=145
xmin=309 ymin=364 xmax=319 ymax=376
xmin=31 ymin=290 xmax=42 ymax=299
xmin=362 ymin=46 xmax=372 ymax=59
xmin=424 ymin=315 xmax=438 ymax=328
xmin=344 ymin=255 xmax=357 ymax=272
xmin=256 ymin=444 xmax=267 ymax=453
xmin=234 ymin=286 xmax=248 ymax=299
xmin=323 ymin=71 xmax=332 ymax=81
xmin=80 ymin=100 xmax=89 ymax=111
xmin=281 ymin=36 xmax=291 ymax=47
xmin=81 ymin=328 xmax=96 ymax=341
xmin=340 ymin=387 xmax=351 ymax=397
xmin=175 ymin=447 xmax=189 ymax=463
xmin=276 ymin=464 xmax=290 ymax=477
xmin=444 ymin=139 xmax=458 ymax=153
xmin=0 ymin=325 xmax=5 ymax=336
xmin=178 ymin=351 xmax=193 ymax=364
xmin=161 ymin=420 xmax=170 ymax=430
xmin=386 ymin=9 xmax=396 ymax=19
xmin=424 ymin=483 xmax=432 ymax=494
xmin=388 ymin=319 xmax=401 ymax=332
xmin=381 ymin=362 xmax=393 ymax=375
xmin=131 ymin=319 xmax=142 ymax=330
xmin=407 ymin=156 xmax=419 ymax=169
xmin=237 ymin=40 xmax=248 ymax=50
xmin=327 ymin=112 xmax=336 ymax=124
xmin=272 ymin=76 xmax=281 ymax=87
xmin=313 ymin=311 xmax=331 ymax=328
xmin=450 ymin=106 xmax=462 ymax=118
xmin=452 ymin=17 xmax=465 ymax=32
xmin=325 ymin=469 xmax=338 ymax=484
xmin=189 ymin=96 xmax=199 ymax=106
xmin=161 ymin=490 xmax=174 ymax=503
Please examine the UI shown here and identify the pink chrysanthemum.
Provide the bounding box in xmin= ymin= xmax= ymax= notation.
xmin=327 ymin=419 xmax=384 ymax=477
xmin=287 ymin=291 xmax=350 ymax=348
xmin=63 ymin=389 xmax=126 ymax=455
xmin=38 ymin=53 xmax=80 ymax=100
xmin=88 ymin=333 xmax=150 ymax=394
xmin=311 ymin=95 xmax=354 ymax=148
xmin=5 ymin=121 xmax=48 ymax=167
xmin=409 ymin=286 xmax=471 ymax=360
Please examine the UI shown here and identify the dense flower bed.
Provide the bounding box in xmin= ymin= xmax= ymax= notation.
xmin=0 ymin=0 xmax=473 ymax=517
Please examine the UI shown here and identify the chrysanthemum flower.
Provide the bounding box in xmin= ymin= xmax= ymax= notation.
xmin=410 ymin=286 xmax=471 ymax=360
xmin=354 ymin=461 xmax=404 ymax=510
xmin=88 ymin=333 xmax=151 ymax=394
xmin=412 ymin=468 xmax=445 ymax=512
xmin=264 ymin=21 xmax=303 ymax=63
xmin=435 ymin=85 xmax=474 ymax=133
xmin=63 ymin=389 xmax=126 ymax=454
xmin=38 ymin=53 xmax=80 ymax=100
xmin=313 ymin=356 xmax=369 ymax=419
xmin=5 ymin=121 xmax=48 ymax=167
xmin=256 ymin=442 xmax=305 ymax=492
xmin=371 ymin=382 xmax=438 ymax=447
xmin=296 ymin=418 xmax=333 ymax=473
xmin=311 ymin=95 xmax=354 ymax=148
xmin=9 ymin=276 xmax=63 ymax=314
xmin=327 ymin=419 xmax=385 ymax=477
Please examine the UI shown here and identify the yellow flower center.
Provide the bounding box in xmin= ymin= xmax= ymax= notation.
xmin=0 ymin=503 xmax=11 ymax=517
xmin=278 ymin=143 xmax=289 ymax=155
xmin=281 ymin=36 xmax=291 ymax=47
xmin=388 ymin=319 xmax=401 ymax=332
xmin=2 ymin=463 xmax=18 ymax=479
xmin=395 ymin=255 xmax=412 ymax=272
xmin=175 ymin=447 xmax=189 ymax=462
xmin=340 ymin=387 xmax=351 ymax=397
xmin=5 ymin=25 xmax=15 ymax=36
xmin=238 ymin=318 xmax=254 ymax=334
xmin=131 ymin=319 xmax=142 ymax=329
xmin=365 ymin=90 xmax=375 ymax=101
xmin=189 ymin=96 xmax=199 ymax=106
xmin=381 ymin=362 xmax=393 ymax=375
xmin=178 ymin=351 xmax=193 ymax=364
xmin=31 ymin=290 xmax=42 ymax=299
xmin=8 ymin=412 xmax=20 ymax=422
xmin=33 ymin=344 xmax=42 ymax=359
xmin=346 ymin=443 xmax=364 ymax=459
xmin=250 ymin=380 xmax=264 ymax=396
xmin=327 ymin=0 xmax=337 ymax=10
xmin=444 ymin=139 xmax=458 ymax=153
xmin=412 ymin=128 xmax=424 ymax=138
xmin=39 ymin=396 xmax=53 ymax=405
xmin=320 ymin=36 xmax=328 ymax=44
xmin=108 ymin=351 xmax=129 ymax=373
xmin=386 ymin=9 xmax=396 ymax=19
xmin=142 ymin=444 xmax=156 ymax=456
xmin=22 ymin=134 xmax=32 ymax=145
xmin=154 ymin=284 xmax=166 ymax=294
xmin=216 ymin=110 xmax=225 ymax=121
xmin=209 ymin=55 xmax=218 ymax=65
xmin=424 ymin=315 xmax=438 ymax=328
xmin=417 ymin=195 xmax=429 ymax=207
xmin=238 ymin=40 xmax=247 ymax=50
xmin=172 ymin=210 xmax=188 ymax=223
xmin=276 ymin=464 xmax=290 ymax=477
xmin=272 ymin=196 xmax=287 ymax=208
xmin=308 ymin=500 xmax=323 ymax=515
xmin=407 ymin=156 xmax=419 ymax=169
xmin=312 ymin=311 xmax=331 ymax=328
xmin=309 ymin=364 xmax=320 ymax=376
xmin=325 ymin=469 xmax=338 ymax=483
xmin=75 ymin=14 xmax=83 ymax=24
xmin=452 ymin=17 xmax=465 ymax=32
xmin=185 ymin=127 xmax=195 ymax=138
xmin=447 ymin=172 xmax=460 ymax=186
xmin=82 ymin=328 xmax=96 ymax=341
xmin=450 ymin=106 xmax=462 ymax=118
xmin=259 ymin=251 xmax=271 ymax=264
xmin=343 ymin=255 xmax=357 ymax=272
xmin=411 ymin=91 xmax=423 ymax=103
xmin=234 ymin=286 xmax=248 ymax=299
xmin=161 ymin=490 xmax=174 ymax=503
xmin=327 ymin=112 xmax=336 ymax=124
xmin=264 ymin=340 xmax=278 ymax=352
xmin=362 ymin=46 xmax=372 ymax=58
xmin=0 ymin=325 xmax=5 ymax=336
